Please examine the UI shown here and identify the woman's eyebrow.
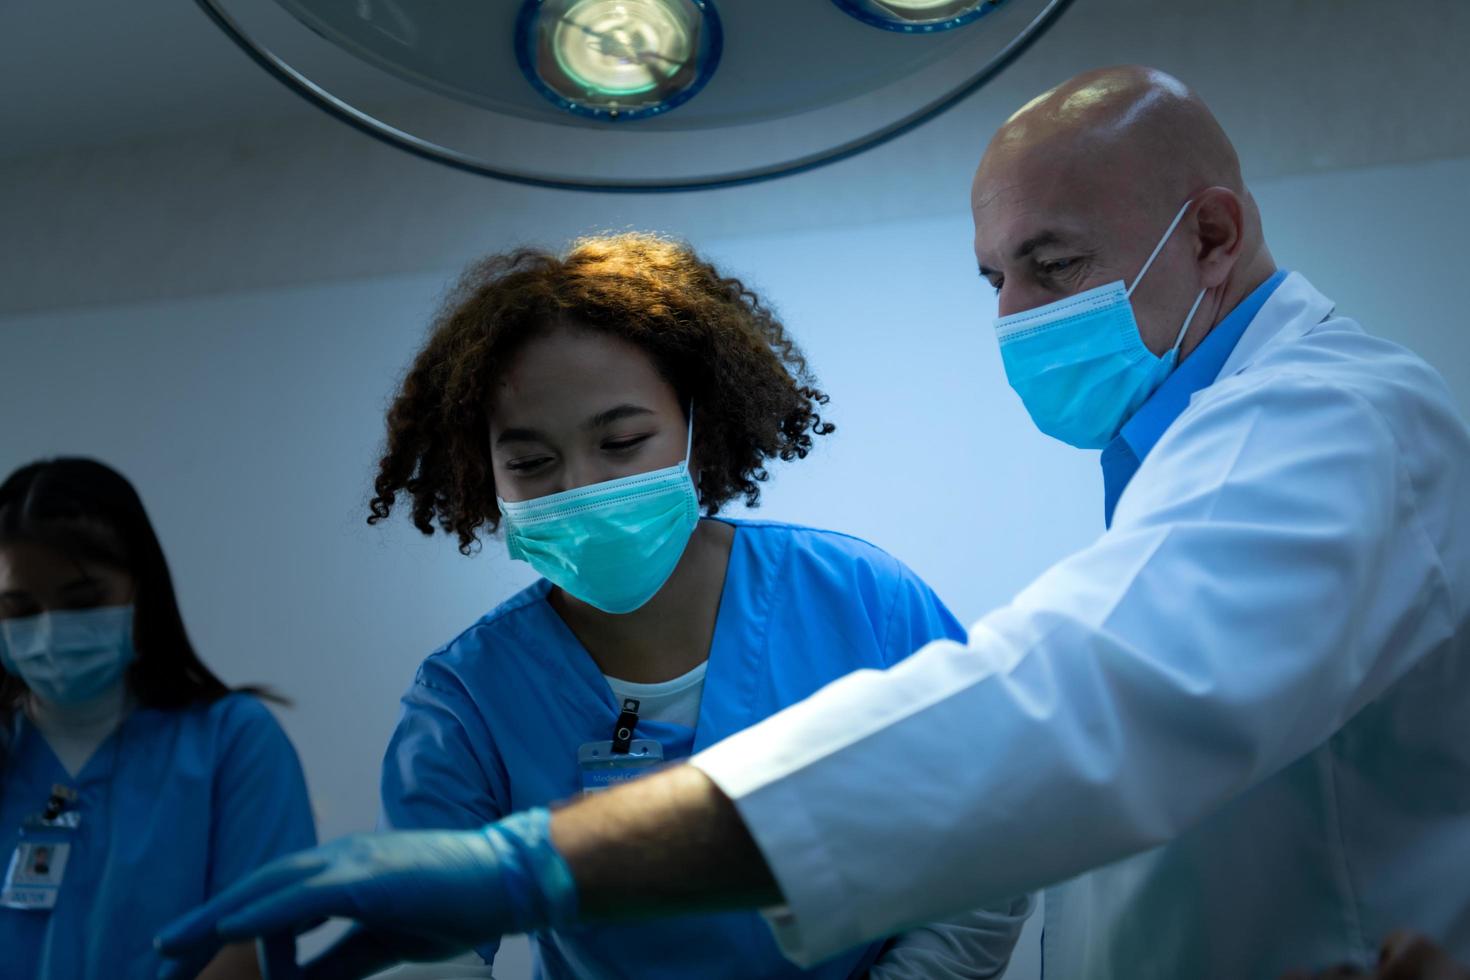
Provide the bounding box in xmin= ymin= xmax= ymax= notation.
xmin=0 ymin=577 xmax=97 ymax=603
xmin=584 ymin=404 xmax=655 ymax=430
xmin=495 ymin=426 xmax=546 ymax=447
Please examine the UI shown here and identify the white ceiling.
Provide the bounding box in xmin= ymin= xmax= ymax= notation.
xmin=0 ymin=0 xmax=1025 ymax=160
xmin=2 ymin=0 xmax=1467 ymax=315
xmin=0 ymin=0 xmax=307 ymax=159
xmin=3 ymin=0 xmax=1468 ymax=167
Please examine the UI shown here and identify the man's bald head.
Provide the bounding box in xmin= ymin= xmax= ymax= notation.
xmin=982 ymin=66 xmax=1243 ymax=211
xmin=973 ymin=66 xmax=1273 ymax=359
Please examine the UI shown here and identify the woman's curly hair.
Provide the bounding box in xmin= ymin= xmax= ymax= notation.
xmin=368 ymin=232 xmax=834 ymax=554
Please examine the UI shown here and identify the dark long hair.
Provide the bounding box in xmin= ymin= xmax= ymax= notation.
xmin=0 ymin=458 xmax=283 ymax=720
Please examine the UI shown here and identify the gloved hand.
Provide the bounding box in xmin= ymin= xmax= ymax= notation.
xmin=154 ymin=808 xmax=578 ymax=980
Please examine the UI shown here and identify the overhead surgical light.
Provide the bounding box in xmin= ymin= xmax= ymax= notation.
xmin=516 ymin=0 xmax=721 ymax=121
xmin=193 ymin=0 xmax=1074 ymax=191
xmin=832 ymin=0 xmax=1006 ymax=33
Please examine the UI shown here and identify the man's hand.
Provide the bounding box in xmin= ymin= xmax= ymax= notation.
xmin=154 ymin=810 xmax=576 ymax=980
xmin=1282 ymin=931 xmax=1470 ymax=980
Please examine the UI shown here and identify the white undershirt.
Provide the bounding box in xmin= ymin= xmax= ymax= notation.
xmin=605 ymin=660 xmax=708 ymax=730
xmin=26 ymin=683 xmax=132 ymax=778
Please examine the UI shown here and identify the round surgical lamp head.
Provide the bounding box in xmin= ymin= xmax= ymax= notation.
xmin=516 ymin=0 xmax=722 ymax=121
xmin=832 ymin=0 xmax=1005 ymax=33
xmin=193 ymin=0 xmax=1075 ymax=191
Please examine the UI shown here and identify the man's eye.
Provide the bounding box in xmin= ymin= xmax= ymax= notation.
xmin=1041 ymin=258 xmax=1077 ymax=275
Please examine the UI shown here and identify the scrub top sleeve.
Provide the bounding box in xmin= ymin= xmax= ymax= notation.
xmin=379 ymin=668 xmax=507 ymax=832
xmin=207 ymin=695 xmax=318 ymax=896
xmin=880 ymin=563 xmax=970 ymax=667
xmin=380 ymin=666 xmax=508 ymax=967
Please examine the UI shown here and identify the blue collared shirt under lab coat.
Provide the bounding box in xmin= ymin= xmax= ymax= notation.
xmin=380 ymin=518 xmax=971 ymax=980
xmin=0 ymin=693 xmax=317 ymax=980
xmin=1101 ymin=269 xmax=1288 ymax=525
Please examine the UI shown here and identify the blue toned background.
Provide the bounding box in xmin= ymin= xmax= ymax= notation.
xmin=3 ymin=1 xmax=1468 ymax=976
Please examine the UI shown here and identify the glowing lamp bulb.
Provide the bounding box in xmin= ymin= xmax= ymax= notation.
xmin=518 ymin=0 xmax=720 ymax=120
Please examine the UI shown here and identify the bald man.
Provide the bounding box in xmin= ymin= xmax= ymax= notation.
xmin=158 ymin=68 xmax=1470 ymax=980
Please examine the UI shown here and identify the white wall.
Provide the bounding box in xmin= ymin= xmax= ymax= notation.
xmin=2 ymin=154 xmax=1466 ymax=978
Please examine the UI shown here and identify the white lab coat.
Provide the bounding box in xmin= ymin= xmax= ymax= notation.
xmin=693 ymin=273 xmax=1470 ymax=979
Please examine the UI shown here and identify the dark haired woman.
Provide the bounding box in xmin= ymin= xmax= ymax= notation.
xmin=0 ymin=458 xmax=316 ymax=979
xmin=160 ymin=233 xmax=1029 ymax=979
xmin=358 ymin=233 xmax=1031 ymax=980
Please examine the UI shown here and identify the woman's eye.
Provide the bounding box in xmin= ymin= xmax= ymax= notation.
xmin=604 ymin=435 xmax=651 ymax=453
xmin=506 ymin=457 xmax=552 ymax=473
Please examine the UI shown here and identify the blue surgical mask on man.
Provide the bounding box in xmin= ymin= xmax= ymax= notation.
xmin=0 ymin=605 xmax=136 ymax=705
xmin=498 ymin=410 xmax=700 ymax=615
xmin=994 ymin=199 xmax=1207 ymax=449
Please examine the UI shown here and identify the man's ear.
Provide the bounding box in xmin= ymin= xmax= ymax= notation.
xmin=1192 ymin=187 xmax=1245 ymax=290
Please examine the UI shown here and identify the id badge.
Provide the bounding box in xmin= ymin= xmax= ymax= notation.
xmin=578 ymin=739 xmax=664 ymax=796
xmin=2 ymin=838 xmax=73 ymax=911
xmin=2 ymin=809 xmax=80 ymax=911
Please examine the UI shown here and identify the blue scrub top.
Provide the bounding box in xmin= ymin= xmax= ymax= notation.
xmin=0 ymin=693 xmax=317 ymax=980
xmin=381 ymin=518 xmax=969 ymax=980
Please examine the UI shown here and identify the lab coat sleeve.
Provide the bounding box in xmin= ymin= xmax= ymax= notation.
xmin=872 ymin=564 xmax=1034 ymax=979
xmin=207 ymin=694 xmax=318 ymax=896
xmin=692 ymin=373 xmax=1452 ymax=965
xmin=868 ymin=894 xmax=1033 ymax=980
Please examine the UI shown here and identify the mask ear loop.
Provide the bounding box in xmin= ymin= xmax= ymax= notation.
xmin=1126 ymin=198 xmax=1195 ymax=299
xmin=1171 ymin=289 xmax=1208 ymax=354
xmin=683 ymin=402 xmax=700 ymax=504
xmin=683 ymin=402 xmax=696 ymax=464
xmin=1127 ymin=198 xmax=1207 ymax=356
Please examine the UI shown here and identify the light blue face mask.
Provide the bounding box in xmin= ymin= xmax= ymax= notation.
xmin=497 ymin=411 xmax=700 ymax=615
xmin=0 ymin=604 xmax=136 ymax=705
xmin=994 ymin=199 xmax=1207 ymax=449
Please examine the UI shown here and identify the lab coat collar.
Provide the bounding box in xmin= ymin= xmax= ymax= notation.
xmin=1217 ymin=271 xmax=1337 ymax=379
xmin=1118 ymin=270 xmax=1287 ymax=465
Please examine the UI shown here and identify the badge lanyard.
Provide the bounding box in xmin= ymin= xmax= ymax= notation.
xmin=1 ymin=708 xmax=127 ymax=912
xmin=577 ymin=697 xmax=664 ymax=796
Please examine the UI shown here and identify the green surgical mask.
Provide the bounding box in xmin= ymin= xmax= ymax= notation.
xmin=497 ymin=412 xmax=699 ymax=614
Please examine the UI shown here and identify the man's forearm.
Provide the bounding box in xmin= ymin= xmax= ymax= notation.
xmin=549 ymin=763 xmax=783 ymax=921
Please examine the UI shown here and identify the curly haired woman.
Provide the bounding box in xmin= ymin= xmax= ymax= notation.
xmin=369 ymin=233 xmax=1030 ymax=979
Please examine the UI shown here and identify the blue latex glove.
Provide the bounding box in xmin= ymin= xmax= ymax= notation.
xmin=154 ymin=808 xmax=577 ymax=980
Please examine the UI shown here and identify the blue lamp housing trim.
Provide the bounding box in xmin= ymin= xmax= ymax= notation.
xmin=515 ymin=0 xmax=723 ymax=122
xmin=830 ymin=0 xmax=1006 ymax=34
